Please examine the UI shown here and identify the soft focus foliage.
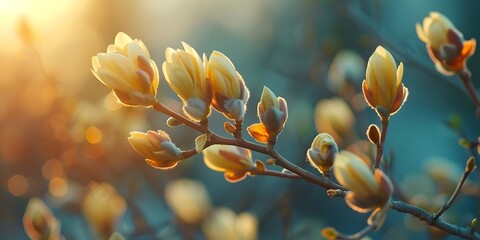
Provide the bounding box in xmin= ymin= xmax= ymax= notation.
xmin=164 ymin=178 xmax=212 ymax=225
xmin=81 ymin=182 xmax=126 ymax=238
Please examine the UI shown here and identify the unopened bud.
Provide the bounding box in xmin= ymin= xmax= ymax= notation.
xmin=307 ymin=133 xmax=338 ymax=175
xmin=466 ymin=156 xmax=476 ymax=173
xmin=367 ymin=124 xmax=380 ymax=145
xmin=471 ymin=218 xmax=478 ymax=229
xmin=321 ymin=227 xmax=339 ymax=240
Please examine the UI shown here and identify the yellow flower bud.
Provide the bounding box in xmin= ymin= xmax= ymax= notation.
xmin=202 ymin=145 xmax=254 ymax=182
xmin=307 ymin=133 xmax=338 ymax=175
xmin=202 ymin=208 xmax=258 ymax=240
xmin=162 ymin=42 xmax=212 ymax=121
xmin=128 ymin=130 xmax=183 ymax=169
xmin=314 ymin=98 xmax=355 ymax=146
xmin=206 ymin=51 xmax=250 ymax=121
xmin=165 ymin=179 xmax=211 ymax=225
xmin=23 ymin=198 xmax=61 ymax=240
xmin=247 ymin=87 xmax=288 ymax=143
xmin=82 ymin=182 xmax=126 ymax=238
xmin=334 ymin=151 xmax=393 ymax=213
xmin=416 ymin=12 xmax=476 ymax=75
xmin=92 ymin=32 xmax=159 ymax=106
xmin=362 ymin=46 xmax=408 ymax=119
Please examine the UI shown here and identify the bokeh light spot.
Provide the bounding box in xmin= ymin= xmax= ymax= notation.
xmin=85 ymin=126 xmax=102 ymax=144
xmin=48 ymin=177 xmax=68 ymax=197
xmin=7 ymin=174 xmax=28 ymax=196
xmin=42 ymin=158 xmax=64 ymax=180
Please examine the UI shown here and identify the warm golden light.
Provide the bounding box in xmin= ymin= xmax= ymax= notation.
xmin=7 ymin=174 xmax=29 ymax=196
xmin=48 ymin=177 xmax=68 ymax=197
xmin=85 ymin=126 xmax=102 ymax=144
xmin=42 ymin=159 xmax=64 ymax=180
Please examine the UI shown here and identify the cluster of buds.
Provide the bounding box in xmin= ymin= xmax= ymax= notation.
xmin=92 ymin=33 xmax=250 ymax=124
xmin=247 ymin=87 xmax=288 ymax=144
xmin=128 ymin=130 xmax=183 ymax=169
xmin=202 ymin=145 xmax=255 ymax=182
xmin=307 ymin=133 xmax=338 ymax=176
xmin=416 ymin=12 xmax=476 ymax=76
xmin=362 ymin=46 xmax=409 ymax=120
xmin=92 ymin=32 xmax=159 ymax=106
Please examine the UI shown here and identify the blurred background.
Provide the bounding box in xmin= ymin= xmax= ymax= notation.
xmin=0 ymin=0 xmax=479 ymax=239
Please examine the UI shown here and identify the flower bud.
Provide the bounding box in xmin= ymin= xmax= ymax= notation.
xmin=202 ymin=145 xmax=254 ymax=182
xmin=128 ymin=130 xmax=183 ymax=169
xmin=362 ymin=46 xmax=408 ymax=119
xmin=314 ymin=98 xmax=355 ymax=145
xmin=165 ymin=179 xmax=211 ymax=225
xmin=334 ymin=151 xmax=393 ymax=213
xmin=206 ymin=51 xmax=250 ymax=121
xmin=416 ymin=12 xmax=476 ymax=75
xmin=82 ymin=182 xmax=126 ymax=238
xmin=23 ymin=198 xmax=61 ymax=240
xmin=162 ymin=42 xmax=212 ymax=121
xmin=202 ymin=208 xmax=258 ymax=240
xmin=307 ymin=133 xmax=338 ymax=175
xmin=247 ymin=87 xmax=288 ymax=143
xmin=92 ymin=32 xmax=159 ymax=106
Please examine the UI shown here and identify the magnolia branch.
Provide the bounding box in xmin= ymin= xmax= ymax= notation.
xmin=392 ymin=201 xmax=480 ymax=239
xmin=153 ymin=101 xmax=479 ymax=239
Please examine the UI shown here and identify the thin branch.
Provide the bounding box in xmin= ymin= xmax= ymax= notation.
xmin=458 ymin=71 xmax=480 ymax=115
xmin=250 ymin=168 xmax=303 ymax=180
xmin=434 ymin=157 xmax=476 ymax=220
xmin=152 ymin=101 xmax=207 ymax=133
xmin=208 ymin=134 xmax=347 ymax=190
xmin=372 ymin=119 xmax=389 ymax=171
xmin=391 ymin=201 xmax=480 ymax=239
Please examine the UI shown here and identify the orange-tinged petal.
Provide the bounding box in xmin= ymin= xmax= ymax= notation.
xmin=247 ymin=123 xmax=269 ymax=143
xmin=145 ymin=158 xmax=179 ymax=170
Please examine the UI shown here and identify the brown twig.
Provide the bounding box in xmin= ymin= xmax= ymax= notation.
xmin=250 ymin=168 xmax=303 ymax=180
xmin=433 ymin=157 xmax=476 ymax=220
xmin=372 ymin=119 xmax=389 ymax=171
xmin=392 ymin=201 xmax=480 ymax=239
xmin=458 ymin=70 xmax=480 ymax=116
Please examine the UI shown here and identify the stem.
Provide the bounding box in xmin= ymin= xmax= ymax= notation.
xmin=433 ymin=164 xmax=473 ymax=220
xmin=208 ymin=134 xmax=346 ymax=190
xmin=152 ymin=101 xmax=207 ymax=133
xmin=372 ymin=119 xmax=389 ymax=171
xmin=391 ymin=201 xmax=480 ymax=239
xmin=250 ymin=169 xmax=303 ymax=180
xmin=458 ymin=71 xmax=480 ymax=115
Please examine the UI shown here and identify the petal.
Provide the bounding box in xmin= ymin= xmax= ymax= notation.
xmin=416 ymin=23 xmax=429 ymax=43
xmin=114 ymin=32 xmax=133 ymax=48
xmin=461 ymin=39 xmax=476 ymax=58
xmin=145 ymin=158 xmax=179 ymax=170
xmin=224 ymin=171 xmax=248 ymax=183
xmin=344 ymin=193 xmax=375 ymax=213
